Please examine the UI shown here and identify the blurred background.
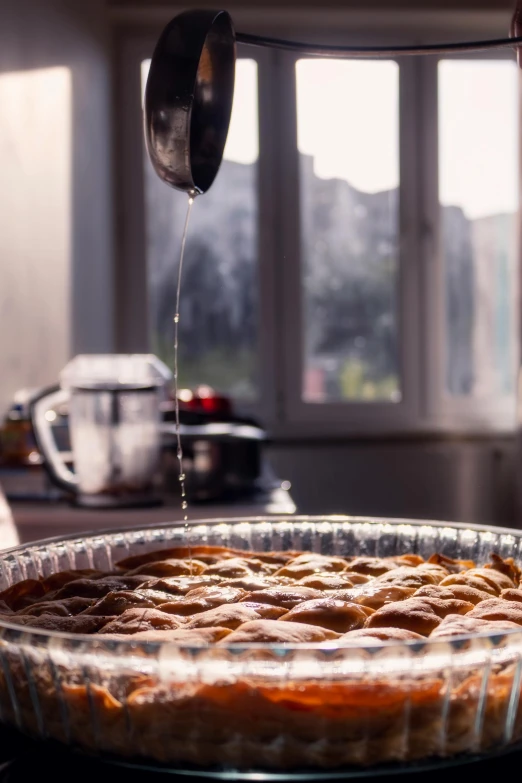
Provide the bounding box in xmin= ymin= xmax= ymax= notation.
xmin=0 ymin=0 xmax=521 ymax=543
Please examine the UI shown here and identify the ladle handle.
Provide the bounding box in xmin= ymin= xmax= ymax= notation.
xmin=236 ymin=31 xmax=522 ymax=58
xmin=237 ymin=1 xmax=522 ymax=58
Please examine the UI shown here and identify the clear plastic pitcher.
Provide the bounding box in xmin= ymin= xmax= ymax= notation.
xmin=31 ymin=355 xmax=172 ymax=507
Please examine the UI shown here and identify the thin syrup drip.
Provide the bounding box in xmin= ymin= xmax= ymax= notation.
xmin=173 ymin=194 xmax=194 ymax=568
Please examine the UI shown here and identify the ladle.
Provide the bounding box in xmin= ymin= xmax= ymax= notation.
xmin=144 ymin=5 xmax=522 ymax=196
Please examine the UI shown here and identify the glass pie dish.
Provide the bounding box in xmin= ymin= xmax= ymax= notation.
xmin=1 ymin=515 xmax=522 ymax=777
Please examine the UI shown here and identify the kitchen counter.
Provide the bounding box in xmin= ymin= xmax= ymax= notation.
xmin=9 ymin=486 xmax=296 ymax=544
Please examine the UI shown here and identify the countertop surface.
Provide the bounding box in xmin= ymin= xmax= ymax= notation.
xmin=0 ymin=459 xmax=296 ymax=546
xmin=6 ymin=486 xmax=296 ymax=545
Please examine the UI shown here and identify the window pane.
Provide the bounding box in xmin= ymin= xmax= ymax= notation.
xmin=439 ymin=60 xmax=518 ymax=398
xmin=297 ymin=59 xmax=400 ymax=403
xmin=142 ymin=59 xmax=259 ymax=400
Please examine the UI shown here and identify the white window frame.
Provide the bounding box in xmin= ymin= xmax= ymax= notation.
xmin=420 ymin=50 xmax=520 ymax=434
xmin=272 ymin=51 xmax=421 ymax=437
xmin=113 ymin=10 xmax=521 ymax=439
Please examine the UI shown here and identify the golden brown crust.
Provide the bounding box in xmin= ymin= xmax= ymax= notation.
xmin=466 ymin=598 xmax=522 ymax=624
xmin=414 ymin=584 xmax=492 ymax=605
xmin=427 ymin=553 xmax=475 ymax=572
xmin=365 ymin=596 xmax=475 ymax=635
xmin=99 ymin=608 xmax=185 ymax=634
xmin=279 ymin=598 xmax=372 ymax=633
xmin=81 ymin=590 xmax=156 ymax=616
xmin=298 ymin=574 xmax=357 ymax=590
xmin=485 ymin=554 xmax=522 ymax=584
xmin=219 ymin=576 xmax=294 ymax=591
xmin=3 ymin=613 xmax=111 ymax=633
xmin=370 ymin=565 xmax=447 ymax=589
xmin=20 ymin=596 xmax=96 ymax=616
xmin=157 ymin=586 xmax=248 ymax=616
xmin=184 ymin=603 xmax=267 ymax=630
xmin=0 ymin=579 xmax=46 ymax=611
xmin=115 ymin=545 xmax=249 ymax=570
xmin=339 ymin=627 xmax=425 ymax=644
xmin=51 ymin=575 xmax=149 ymax=600
xmin=235 ymin=601 xmax=288 ymax=620
xmin=239 ymin=586 xmax=323 ymax=609
xmin=430 ymin=614 xmax=521 ymax=638
xmin=217 ymin=619 xmax=340 ymax=644
xmin=440 ymin=568 xmax=514 ymax=596
xmin=275 ymin=554 xmax=349 ymax=579
xmin=130 ymin=626 xmax=233 ymax=643
xmin=343 ymin=557 xmax=396 ymax=577
xmin=500 ymin=588 xmax=522 ymax=603
xmin=114 ymin=546 xmax=301 ymax=571
xmin=335 ymin=584 xmax=415 ymax=610
xmin=126 ymin=558 xmax=208 ymax=577
xmin=140 ymin=575 xmax=221 ymax=595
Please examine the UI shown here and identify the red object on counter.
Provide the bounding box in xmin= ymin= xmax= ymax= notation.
xmin=177 ymin=386 xmax=233 ymax=416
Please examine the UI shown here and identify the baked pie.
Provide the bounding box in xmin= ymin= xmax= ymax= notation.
xmin=1 ymin=543 xmax=522 ymax=769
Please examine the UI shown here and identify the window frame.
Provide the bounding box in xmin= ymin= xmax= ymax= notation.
xmin=114 ymin=15 xmax=521 ymax=439
xmin=274 ymin=51 xmax=421 ymax=436
xmin=421 ymin=50 xmax=520 ymax=434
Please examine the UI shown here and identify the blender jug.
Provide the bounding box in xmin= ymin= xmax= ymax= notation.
xmin=30 ymin=355 xmax=172 ymax=507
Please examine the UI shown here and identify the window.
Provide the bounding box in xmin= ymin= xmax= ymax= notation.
xmin=142 ymin=59 xmax=259 ymax=401
xmin=120 ymin=29 xmax=520 ymax=436
xmin=296 ymin=59 xmax=400 ymax=403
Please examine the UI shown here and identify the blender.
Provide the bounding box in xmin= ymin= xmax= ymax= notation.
xmin=30 ymin=354 xmax=171 ymax=508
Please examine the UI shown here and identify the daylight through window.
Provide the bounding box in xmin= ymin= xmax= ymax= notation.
xmin=296 ymin=59 xmax=400 ymax=403
xmin=143 ymin=59 xmax=259 ymax=401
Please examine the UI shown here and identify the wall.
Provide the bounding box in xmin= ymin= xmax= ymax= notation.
xmin=268 ymin=436 xmax=519 ymax=527
xmin=109 ymin=0 xmax=516 ymax=10
xmin=0 ymin=0 xmax=113 ymax=416
xmin=108 ymin=0 xmax=515 ymax=40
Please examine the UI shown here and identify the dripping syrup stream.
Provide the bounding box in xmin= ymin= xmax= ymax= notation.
xmin=173 ymin=194 xmax=194 ymax=569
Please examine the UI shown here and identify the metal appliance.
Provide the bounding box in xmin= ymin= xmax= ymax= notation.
xmin=30 ymin=355 xmax=171 ymax=508
xmin=1 ymin=376 xmax=273 ymax=508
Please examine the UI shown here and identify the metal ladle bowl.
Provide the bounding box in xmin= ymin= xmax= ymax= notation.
xmin=144 ymin=9 xmax=236 ymax=196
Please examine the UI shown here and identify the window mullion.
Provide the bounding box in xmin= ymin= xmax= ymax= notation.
xmin=270 ymin=49 xmax=303 ymax=427
xmin=418 ymin=55 xmax=442 ymax=426
xmin=274 ymin=54 xmax=412 ymax=435
xmin=398 ymin=56 xmax=422 ymax=427
xmin=249 ymin=45 xmax=278 ymax=427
